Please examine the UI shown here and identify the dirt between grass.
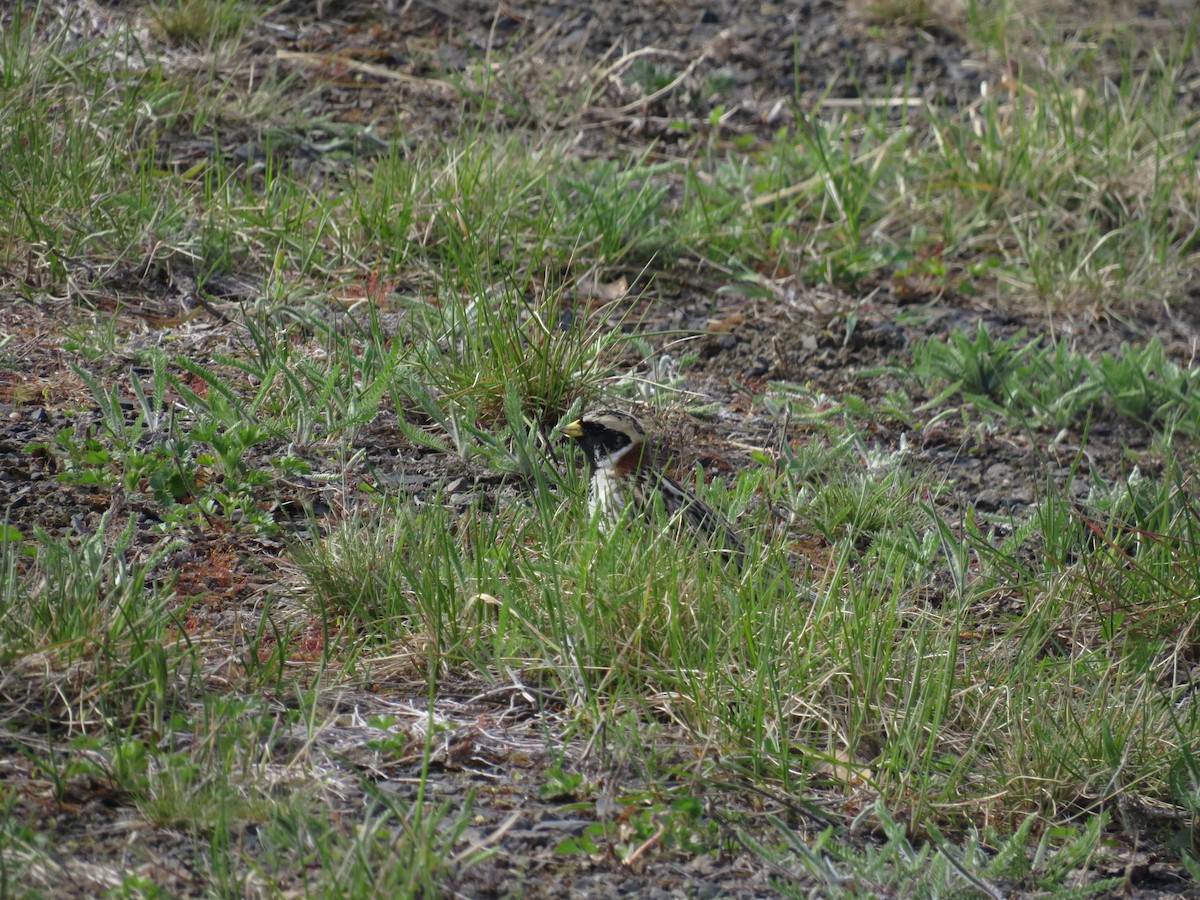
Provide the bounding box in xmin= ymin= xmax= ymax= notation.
xmin=3 ymin=0 xmax=1200 ymax=897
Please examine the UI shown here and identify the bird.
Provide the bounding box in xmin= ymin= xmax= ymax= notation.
xmin=562 ymin=409 xmax=745 ymax=562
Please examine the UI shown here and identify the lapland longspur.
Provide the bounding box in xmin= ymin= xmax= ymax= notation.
xmin=562 ymin=409 xmax=744 ymax=561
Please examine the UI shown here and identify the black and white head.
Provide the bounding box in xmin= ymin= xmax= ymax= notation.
xmin=561 ymin=410 xmax=647 ymax=473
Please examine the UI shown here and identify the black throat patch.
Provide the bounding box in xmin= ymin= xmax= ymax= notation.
xmin=578 ymin=423 xmax=635 ymax=469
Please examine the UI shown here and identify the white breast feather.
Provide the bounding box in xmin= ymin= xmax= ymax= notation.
xmin=589 ymin=467 xmax=621 ymax=528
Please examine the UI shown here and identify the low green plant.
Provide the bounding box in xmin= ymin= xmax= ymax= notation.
xmin=45 ymin=363 xmax=282 ymax=533
xmin=767 ymin=401 xmax=923 ymax=544
xmin=1094 ymin=339 xmax=1200 ymax=432
xmin=557 ymin=791 xmax=716 ymax=862
xmin=539 ymin=766 xmax=588 ymax=800
xmin=912 ymin=320 xmax=1046 ymax=408
xmin=1168 ymin=742 xmax=1200 ymax=872
xmin=608 ymin=336 xmax=701 ymax=405
xmin=761 ymin=802 xmax=1120 ymax=897
xmin=0 ymin=788 xmax=31 ymax=894
xmin=913 ymin=325 xmax=1200 ymax=436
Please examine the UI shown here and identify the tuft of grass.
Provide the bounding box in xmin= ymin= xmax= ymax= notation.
xmin=853 ymin=0 xmax=952 ymax=29
xmin=148 ymin=0 xmax=257 ymax=50
xmin=292 ymin=497 xmax=510 ymax=668
xmin=0 ymin=511 xmax=186 ymax=697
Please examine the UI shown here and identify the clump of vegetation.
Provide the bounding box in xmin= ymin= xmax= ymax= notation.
xmin=913 ymin=323 xmax=1200 ymax=434
xmin=149 ymin=0 xmax=257 ymax=49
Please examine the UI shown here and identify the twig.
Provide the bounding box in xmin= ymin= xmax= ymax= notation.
xmin=275 ymin=50 xmax=458 ymax=95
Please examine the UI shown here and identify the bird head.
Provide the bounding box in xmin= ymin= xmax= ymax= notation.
xmin=562 ymin=410 xmax=646 ymax=471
